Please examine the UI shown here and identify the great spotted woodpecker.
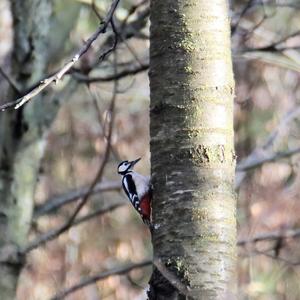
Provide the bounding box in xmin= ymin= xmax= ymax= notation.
xmin=118 ymin=158 xmax=152 ymax=226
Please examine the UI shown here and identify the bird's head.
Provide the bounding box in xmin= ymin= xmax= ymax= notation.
xmin=117 ymin=158 xmax=141 ymax=175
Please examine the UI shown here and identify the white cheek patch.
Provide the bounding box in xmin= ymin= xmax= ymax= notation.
xmin=118 ymin=164 xmax=128 ymax=173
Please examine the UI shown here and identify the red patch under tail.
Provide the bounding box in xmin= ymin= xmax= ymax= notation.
xmin=139 ymin=193 xmax=151 ymax=223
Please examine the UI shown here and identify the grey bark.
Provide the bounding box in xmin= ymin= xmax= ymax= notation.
xmin=0 ymin=1 xmax=54 ymax=298
xmin=149 ymin=0 xmax=236 ymax=299
xmin=0 ymin=1 xmax=79 ymax=299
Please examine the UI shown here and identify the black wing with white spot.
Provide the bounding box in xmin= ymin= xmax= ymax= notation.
xmin=122 ymin=174 xmax=141 ymax=212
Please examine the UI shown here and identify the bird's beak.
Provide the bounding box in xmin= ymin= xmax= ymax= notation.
xmin=130 ymin=157 xmax=141 ymax=167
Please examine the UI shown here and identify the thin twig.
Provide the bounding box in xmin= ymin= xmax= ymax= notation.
xmin=34 ymin=180 xmax=122 ymax=217
xmin=33 ymin=202 xmax=126 ymax=234
xmin=22 ymin=56 xmax=119 ymax=254
xmin=250 ymin=249 xmax=300 ymax=266
xmin=48 ymin=224 xmax=300 ymax=299
xmin=232 ymin=0 xmax=256 ymax=35
xmin=73 ymin=63 xmax=149 ymax=83
xmin=66 ymin=202 xmax=125 ymax=228
xmin=246 ymin=30 xmax=300 ymax=52
xmin=236 ymin=106 xmax=300 ymax=188
xmin=117 ymin=0 xmax=149 ymax=67
xmin=0 ymin=0 xmax=121 ymax=111
xmin=22 ymin=128 xmax=112 ymax=253
xmin=243 ymin=2 xmax=275 ymax=42
xmin=236 ymin=147 xmax=300 ymax=172
xmin=79 ymin=4 xmax=149 ymax=75
xmin=91 ymin=0 xmax=104 ymax=21
xmin=0 ymin=66 xmax=21 ymax=95
xmin=238 ymin=227 xmax=300 ymax=246
xmin=99 ymin=19 xmax=118 ymax=62
xmin=50 ymin=260 xmax=152 ymax=300
xmin=120 ymin=0 xmax=149 ymax=29
xmin=87 ymin=86 xmax=121 ymax=160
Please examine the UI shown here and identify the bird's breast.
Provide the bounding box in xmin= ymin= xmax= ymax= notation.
xmin=131 ymin=172 xmax=149 ymax=199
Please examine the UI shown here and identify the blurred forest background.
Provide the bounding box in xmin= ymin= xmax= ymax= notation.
xmin=1 ymin=0 xmax=300 ymax=299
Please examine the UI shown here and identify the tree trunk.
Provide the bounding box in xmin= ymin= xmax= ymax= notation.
xmin=149 ymin=0 xmax=236 ymax=299
xmin=0 ymin=1 xmax=78 ymax=298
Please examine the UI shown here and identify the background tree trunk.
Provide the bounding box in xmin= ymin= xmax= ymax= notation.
xmin=0 ymin=1 xmax=54 ymax=298
xmin=149 ymin=0 xmax=236 ymax=299
xmin=0 ymin=1 xmax=79 ymax=298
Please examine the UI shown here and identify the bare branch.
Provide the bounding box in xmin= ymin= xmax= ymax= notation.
xmin=0 ymin=0 xmax=121 ymax=111
xmin=51 ymin=256 xmax=194 ymax=300
xmin=76 ymin=3 xmax=149 ymax=76
xmin=99 ymin=19 xmax=118 ymax=62
xmin=0 ymin=66 xmax=21 ymax=95
xmin=50 ymin=260 xmax=152 ymax=300
xmin=70 ymin=202 xmax=125 ymax=227
xmin=261 ymin=0 xmax=300 ymax=9
xmin=38 ymin=223 xmax=300 ymax=300
xmin=22 ymin=138 xmax=112 ymax=253
xmin=232 ymin=0 xmax=300 ymax=36
xmin=257 ymin=250 xmax=300 ymax=265
xmin=236 ymin=106 xmax=300 ymax=188
xmin=34 ymin=180 xmax=122 ymax=218
xmin=238 ymin=227 xmax=300 ymax=246
xmin=246 ymin=30 xmax=300 ymax=52
xmin=34 ymin=201 xmax=126 ymax=236
xmin=232 ymin=0 xmax=256 ymax=36
xmin=120 ymin=0 xmax=149 ymax=29
xmin=91 ymin=0 xmax=104 ymax=21
xmin=73 ymin=63 xmax=149 ymax=83
xmin=236 ymin=147 xmax=300 ymax=172
xmin=47 ymin=224 xmax=300 ymax=300
xmin=22 ymin=56 xmax=119 ymax=254
xmin=116 ymin=5 xmax=150 ymax=40
xmin=0 ymin=2 xmax=149 ymax=108
xmin=243 ymin=2 xmax=275 ymax=42
xmin=263 ymin=107 xmax=300 ymax=150
xmin=86 ymin=86 xmax=121 ymax=160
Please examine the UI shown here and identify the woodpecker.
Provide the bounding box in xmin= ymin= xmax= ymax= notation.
xmin=118 ymin=158 xmax=152 ymax=225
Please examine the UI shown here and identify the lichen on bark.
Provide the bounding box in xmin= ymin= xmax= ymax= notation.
xmin=149 ymin=0 xmax=236 ymax=299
